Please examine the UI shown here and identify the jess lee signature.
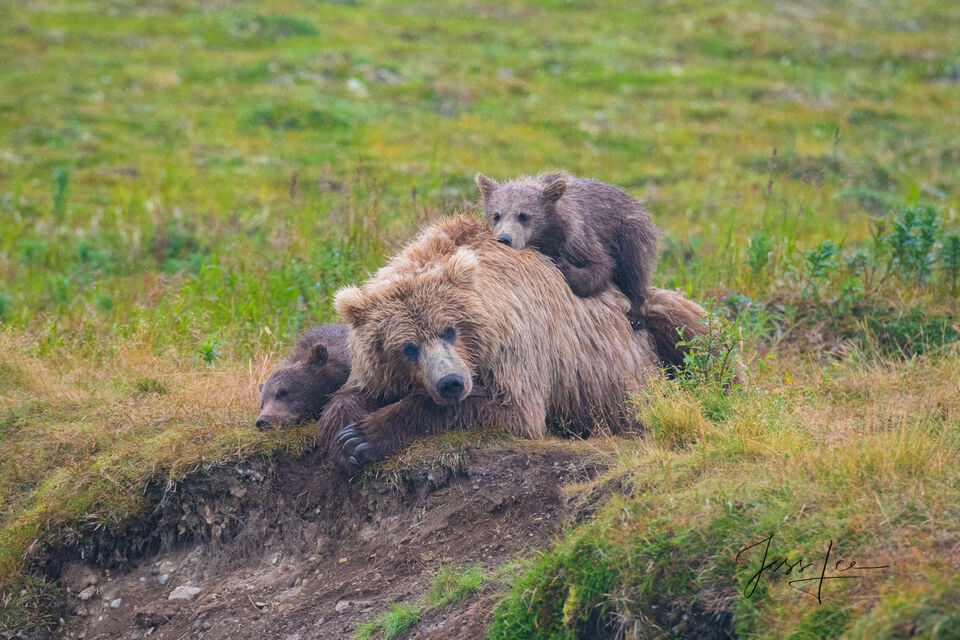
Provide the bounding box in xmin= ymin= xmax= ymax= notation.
xmin=736 ymin=534 xmax=890 ymax=603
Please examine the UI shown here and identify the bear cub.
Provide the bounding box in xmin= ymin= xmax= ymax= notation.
xmin=476 ymin=172 xmax=658 ymax=329
xmin=257 ymin=323 xmax=350 ymax=429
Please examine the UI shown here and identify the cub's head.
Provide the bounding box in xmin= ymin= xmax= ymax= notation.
xmin=257 ymin=326 xmax=350 ymax=429
xmin=475 ymin=173 xmax=568 ymax=251
xmin=334 ymin=248 xmax=484 ymax=406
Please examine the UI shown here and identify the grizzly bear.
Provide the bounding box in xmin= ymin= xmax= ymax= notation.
xmin=475 ymin=172 xmax=658 ymax=329
xmin=318 ymin=215 xmax=661 ymax=470
xmin=256 ymin=324 xmax=350 ymax=429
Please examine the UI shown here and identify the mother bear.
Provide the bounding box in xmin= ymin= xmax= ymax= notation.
xmin=320 ymin=214 xmax=666 ymax=470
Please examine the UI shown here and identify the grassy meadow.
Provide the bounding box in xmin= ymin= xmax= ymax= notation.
xmin=1 ymin=0 xmax=959 ymax=636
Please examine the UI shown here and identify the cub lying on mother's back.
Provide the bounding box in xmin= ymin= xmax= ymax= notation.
xmin=476 ymin=172 xmax=658 ymax=329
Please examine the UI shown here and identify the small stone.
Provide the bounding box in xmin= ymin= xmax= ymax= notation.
xmin=472 ymin=484 xmax=479 ymax=489
xmin=77 ymin=586 xmax=96 ymax=601
xmin=255 ymin=602 xmax=267 ymax=609
xmin=334 ymin=600 xmax=351 ymax=614
xmin=110 ymin=598 xmax=122 ymax=609
xmin=193 ymin=618 xmax=202 ymax=630
xmin=157 ymin=574 xmax=169 ymax=586
xmin=168 ymin=586 xmax=201 ymax=601
xmin=139 ymin=577 xmax=146 ymax=582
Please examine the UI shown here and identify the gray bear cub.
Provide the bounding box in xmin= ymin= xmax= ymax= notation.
xmin=475 ymin=172 xmax=658 ymax=328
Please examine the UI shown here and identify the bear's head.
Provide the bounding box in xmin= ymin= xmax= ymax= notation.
xmin=334 ymin=247 xmax=485 ymax=407
xmin=475 ymin=173 xmax=569 ymax=252
xmin=257 ymin=332 xmax=350 ymax=429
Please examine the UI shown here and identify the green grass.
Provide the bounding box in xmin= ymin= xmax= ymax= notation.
xmin=490 ymin=351 xmax=960 ymax=638
xmin=1 ymin=0 xmax=959 ymax=636
xmin=354 ymin=564 xmax=486 ymax=639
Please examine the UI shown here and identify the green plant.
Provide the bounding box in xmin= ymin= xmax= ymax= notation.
xmin=0 ymin=293 xmax=11 ymax=323
xmin=51 ymin=165 xmax=69 ymax=219
xmin=195 ymin=338 xmax=224 ymax=365
xmin=802 ymin=238 xmax=841 ymax=298
xmin=888 ymin=205 xmax=939 ymax=285
xmin=939 ymin=233 xmax=960 ymax=295
xmin=675 ymin=310 xmax=741 ymax=391
xmin=746 ymin=231 xmax=774 ymax=277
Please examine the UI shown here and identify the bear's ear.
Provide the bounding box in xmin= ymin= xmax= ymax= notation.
xmin=444 ymin=247 xmax=479 ymax=288
xmin=542 ymin=175 xmax=567 ymax=204
xmin=475 ymin=173 xmax=497 ymax=203
xmin=334 ymin=285 xmax=370 ymax=325
xmin=309 ymin=342 xmax=329 ymax=366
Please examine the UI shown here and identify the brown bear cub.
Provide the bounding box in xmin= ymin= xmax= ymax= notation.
xmin=475 ymin=172 xmax=658 ymax=329
xmin=256 ymin=323 xmax=350 ymax=429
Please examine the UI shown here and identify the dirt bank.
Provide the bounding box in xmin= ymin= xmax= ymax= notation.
xmin=47 ymin=440 xmax=603 ymax=640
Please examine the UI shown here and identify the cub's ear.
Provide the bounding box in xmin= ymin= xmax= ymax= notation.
xmin=334 ymin=285 xmax=370 ymax=325
xmin=309 ymin=342 xmax=329 ymax=366
xmin=542 ymin=175 xmax=568 ymax=204
xmin=444 ymin=247 xmax=479 ymax=288
xmin=475 ymin=173 xmax=497 ymax=203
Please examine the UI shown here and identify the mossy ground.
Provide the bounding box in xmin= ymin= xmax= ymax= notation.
xmin=1 ymin=0 xmax=959 ymax=636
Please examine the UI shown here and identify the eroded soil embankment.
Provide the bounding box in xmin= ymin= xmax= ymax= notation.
xmin=47 ymin=442 xmax=602 ymax=640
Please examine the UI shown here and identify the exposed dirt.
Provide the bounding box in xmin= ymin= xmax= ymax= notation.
xmin=45 ymin=441 xmax=603 ymax=640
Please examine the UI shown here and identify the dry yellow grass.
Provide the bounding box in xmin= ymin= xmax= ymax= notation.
xmin=0 ymin=329 xmax=313 ymax=591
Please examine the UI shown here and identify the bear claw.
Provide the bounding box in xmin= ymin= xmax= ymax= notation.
xmin=336 ymin=426 xmax=359 ymax=443
xmin=337 ymin=424 xmax=372 ymax=470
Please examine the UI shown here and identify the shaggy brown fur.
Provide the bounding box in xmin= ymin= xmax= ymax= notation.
xmin=643 ymin=288 xmax=709 ymax=368
xmin=475 ymin=172 xmax=658 ymax=329
xmin=319 ymin=215 xmax=661 ymax=470
xmin=256 ymin=324 xmax=350 ymax=429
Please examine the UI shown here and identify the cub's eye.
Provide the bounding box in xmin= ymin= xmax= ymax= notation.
xmin=492 ymin=213 xmax=501 ymax=223
xmin=402 ymin=343 xmax=419 ymax=360
xmin=517 ymin=212 xmax=530 ymax=224
xmin=441 ymin=326 xmax=456 ymax=341
xmin=276 ymin=389 xmax=289 ymax=400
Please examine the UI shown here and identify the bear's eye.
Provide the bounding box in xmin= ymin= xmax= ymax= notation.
xmin=517 ymin=212 xmax=530 ymax=224
xmin=441 ymin=326 xmax=456 ymax=342
xmin=492 ymin=213 xmax=501 ymax=223
xmin=276 ymin=389 xmax=289 ymax=400
xmin=402 ymin=342 xmax=419 ymax=360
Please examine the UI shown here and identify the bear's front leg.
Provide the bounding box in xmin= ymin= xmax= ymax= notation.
xmin=319 ymin=380 xmax=383 ymax=461
xmin=333 ymin=387 xmax=542 ymax=472
xmin=334 ymin=394 xmax=448 ymax=470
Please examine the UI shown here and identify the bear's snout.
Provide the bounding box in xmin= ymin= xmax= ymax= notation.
xmin=497 ymin=234 xmax=512 ymax=247
xmin=437 ymin=373 xmax=465 ymax=401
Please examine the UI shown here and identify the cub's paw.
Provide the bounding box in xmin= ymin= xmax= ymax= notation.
xmin=336 ymin=424 xmax=374 ymax=471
